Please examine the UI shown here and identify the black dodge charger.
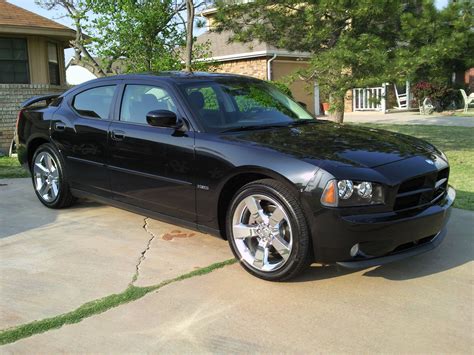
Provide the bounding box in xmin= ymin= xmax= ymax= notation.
xmin=16 ymin=72 xmax=455 ymax=281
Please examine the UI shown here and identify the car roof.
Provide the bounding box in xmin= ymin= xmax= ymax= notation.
xmin=85 ymin=71 xmax=261 ymax=84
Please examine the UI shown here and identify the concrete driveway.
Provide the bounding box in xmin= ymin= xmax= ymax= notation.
xmin=1 ymin=178 xmax=473 ymax=353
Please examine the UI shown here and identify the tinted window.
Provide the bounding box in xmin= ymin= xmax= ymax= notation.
xmin=179 ymin=80 xmax=312 ymax=132
xmin=0 ymin=37 xmax=29 ymax=84
xmin=120 ymin=85 xmax=177 ymax=124
xmin=73 ymin=85 xmax=116 ymax=119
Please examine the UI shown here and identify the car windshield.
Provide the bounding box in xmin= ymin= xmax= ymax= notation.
xmin=179 ymin=79 xmax=314 ymax=133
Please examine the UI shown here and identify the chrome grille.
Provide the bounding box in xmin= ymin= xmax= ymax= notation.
xmin=394 ymin=167 xmax=449 ymax=211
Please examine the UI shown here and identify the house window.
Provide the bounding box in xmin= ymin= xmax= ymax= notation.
xmin=0 ymin=37 xmax=29 ymax=84
xmin=48 ymin=42 xmax=60 ymax=85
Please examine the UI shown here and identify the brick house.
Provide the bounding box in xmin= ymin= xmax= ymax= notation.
xmin=195 ymin=6 xmax=320 ymax=115
xmin=0 ymin=0 xmax=74 ymax=155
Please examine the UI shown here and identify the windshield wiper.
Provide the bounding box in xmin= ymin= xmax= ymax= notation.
xmin=288 ymin=119 xmax=317 ymax=126
xmin=221 ymin=124 xmax=288 ymax=133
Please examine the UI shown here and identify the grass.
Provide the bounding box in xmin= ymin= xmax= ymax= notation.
xmin=0 ymin=258 xmax=237 ymax=346
xmin=0 ymin=156 xmax=29 ymax=178
xmin=352 ymin=124 xmax=474 ymax=211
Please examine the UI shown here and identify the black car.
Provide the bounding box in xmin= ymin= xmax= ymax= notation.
xmin=16 ymin=72 xmax=455 ymax=281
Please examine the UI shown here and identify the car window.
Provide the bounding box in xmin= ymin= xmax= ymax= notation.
xmin=186 ymin=86 xmax=219 ymax=111
xmin=120 ymin=84 xmax=178 ymax=124
xmin=179 ymin=80 xmax=312 ymax=132
xmin=73 ymin=85 xmax=116 ymax=119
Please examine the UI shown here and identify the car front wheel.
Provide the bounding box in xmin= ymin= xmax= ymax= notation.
xmin=226 ymin=179 xmax=312 ymax=281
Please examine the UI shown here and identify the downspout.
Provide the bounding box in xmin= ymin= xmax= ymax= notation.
xmin=267 ymin=53 xmax=277 ymax=81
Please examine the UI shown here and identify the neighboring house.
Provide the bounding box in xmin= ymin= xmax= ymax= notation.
xmin=0 ymin=0 xmax=75 ymax=155
xmin=195 ymin=6 xmax=319 ymax=114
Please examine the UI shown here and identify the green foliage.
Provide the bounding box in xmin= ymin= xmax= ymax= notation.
xmin=392 ymin=0 xmax=474 ymax=85
xmin=214 ymin=0 xmax=403 ymax=118
xmin=84 ymin=0 xmax=184 ymax=72
xmin=37 ymin=0 xmax=215 ymax=73
xmin=214 ymin=0 xmax=473 ymax=120
xmin=411 ymin=81 xmax=459 ymax=111
xmin=268 ymin=81 xmax=293 ymax=98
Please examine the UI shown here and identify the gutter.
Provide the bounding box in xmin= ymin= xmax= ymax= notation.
xmin=267 ymin=53 xmax=277 ymax=81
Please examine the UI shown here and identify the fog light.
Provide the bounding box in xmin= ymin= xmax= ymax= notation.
xmin=350 ymin=243 xmax=359 ymax=257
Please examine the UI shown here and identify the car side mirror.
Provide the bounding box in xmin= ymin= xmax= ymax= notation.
xmin=146 ymin=110 xmax=183 ymax=130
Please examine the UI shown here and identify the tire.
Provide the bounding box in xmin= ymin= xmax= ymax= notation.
xmin=31 ymin=143 xmax=76 ymax=209
xmin=226 ymin=179 xmax=312 ymax=281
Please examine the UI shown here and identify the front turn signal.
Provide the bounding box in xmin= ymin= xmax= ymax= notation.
xmin=321 ymin=180 xmax=338 ymax=207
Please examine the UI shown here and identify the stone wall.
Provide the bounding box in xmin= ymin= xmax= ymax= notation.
xmin=217 ymin=58 xmax=268 ymax=80
xmin=0 ymin=84 xmax=69 ymax=155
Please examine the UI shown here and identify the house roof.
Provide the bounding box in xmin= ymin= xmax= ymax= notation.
xmin=0 ymin=0 xmax=76 ymax=43
xmin=195 ymin=30 xmax=311 ymax=62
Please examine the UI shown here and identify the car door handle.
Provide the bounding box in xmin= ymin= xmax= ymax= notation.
xmin=54 ymin=122 xmax=66 ymax=131
xmin=111 ymin=130 xmax=125 ymax=141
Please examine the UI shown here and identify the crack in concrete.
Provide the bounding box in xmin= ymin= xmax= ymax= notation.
xmin=130 ymin=217 xmax=158 ymax=285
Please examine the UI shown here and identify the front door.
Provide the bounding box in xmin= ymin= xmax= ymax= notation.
xmin=108 ymin=82 xmax=195 ymax=221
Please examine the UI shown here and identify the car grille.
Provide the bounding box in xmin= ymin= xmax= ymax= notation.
xmin=394 ymin=167 xmax=449 ymax=211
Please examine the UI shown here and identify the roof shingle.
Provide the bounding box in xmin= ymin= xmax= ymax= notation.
xmin=0 ymin=0 xmax=71 ymax=30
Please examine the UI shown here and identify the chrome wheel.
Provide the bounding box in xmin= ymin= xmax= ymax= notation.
xmin=33 ymin=152 xmax=59 ymax=203
xmin=232 ymin=194 xmax=293 ymax=272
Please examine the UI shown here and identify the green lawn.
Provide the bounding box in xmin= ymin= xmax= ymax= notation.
xmin=1 ymin=125 xmax=472 ymax=210
xmin=352 ymin=124 xmax=473 ymax=211
xmin=0 ymin=156 xmax=29 ymax=178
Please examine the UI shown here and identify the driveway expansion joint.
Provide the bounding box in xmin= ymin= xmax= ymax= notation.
xmin=131 ymin=217 xmax=157 ymax=285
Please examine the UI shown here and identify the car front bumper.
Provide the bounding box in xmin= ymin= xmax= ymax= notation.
xmin=309 ymin=186 xmax=455 ymax=266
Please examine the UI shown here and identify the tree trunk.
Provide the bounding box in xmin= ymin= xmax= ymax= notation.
xmin=184 ymin=0 xmax=194 ymax=72
xmin=328 ymin=93 xmax=345 ymax=123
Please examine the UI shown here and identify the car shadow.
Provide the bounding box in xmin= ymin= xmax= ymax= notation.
xmin=292 ymin=208 xmax=473 ymax=282
xmin=0 ymin=178 xmax=102 ymax=239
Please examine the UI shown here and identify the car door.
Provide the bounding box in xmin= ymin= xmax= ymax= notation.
xmin=51 ymin=83 xmax=118 ymax=195
xmin=108 ymin=80 xmax=196 ymax=221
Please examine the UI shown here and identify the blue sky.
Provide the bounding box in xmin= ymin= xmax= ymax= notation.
xmin=8 ymin=0 xmax=450 ymax=61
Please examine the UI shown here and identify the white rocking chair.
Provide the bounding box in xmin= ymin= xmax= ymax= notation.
xmin=460 ymin=89 xmax=474 ymax=113
xmin=394 ymin=84 xmax=408 ymax=109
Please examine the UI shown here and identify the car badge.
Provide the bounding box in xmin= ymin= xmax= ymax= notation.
xmin=425 ymin=159 xmax=435 ymax=165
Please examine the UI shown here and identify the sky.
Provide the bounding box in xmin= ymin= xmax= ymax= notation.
xmin=8 ymin=0 xmax=451 ymax=62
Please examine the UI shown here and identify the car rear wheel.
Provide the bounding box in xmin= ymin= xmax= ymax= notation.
xmin=227 ymin=179 xmax=312 ymax=281
xmin=31 ymin=143 xmax=75 ymax=209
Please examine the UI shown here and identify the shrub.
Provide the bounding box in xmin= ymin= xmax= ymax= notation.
xmin=411 ymin=81 xmax=459 ymax=111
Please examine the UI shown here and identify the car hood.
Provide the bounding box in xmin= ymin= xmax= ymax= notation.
xmin=222 ymin=122 xmax=440 ymax=169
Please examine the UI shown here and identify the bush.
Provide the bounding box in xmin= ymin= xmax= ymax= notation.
xmin=411 ymin=81 xmax=460 ymax=111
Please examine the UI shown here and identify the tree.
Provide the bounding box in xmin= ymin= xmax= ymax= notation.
xmin=37 ymin=0 xmax=212 ymax=75
xmin=214 ymin=0 xmax=402 ymax=122
xmin=184 ymin=0 xmax=195 ymax=71
xmin=213 ymin=0 xmax=473 ymax=122
xmin=36 ymin=0 xmax=107 ymax=77
xmin=392 ymin=0 xmax=474 ymax=85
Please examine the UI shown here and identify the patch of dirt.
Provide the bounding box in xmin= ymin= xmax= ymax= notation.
xmin=162 ymin=229 xmax=197 ymax=241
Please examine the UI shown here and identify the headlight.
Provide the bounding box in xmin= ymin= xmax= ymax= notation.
xmin=321 ymin=180 xmax=385 ymax=207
